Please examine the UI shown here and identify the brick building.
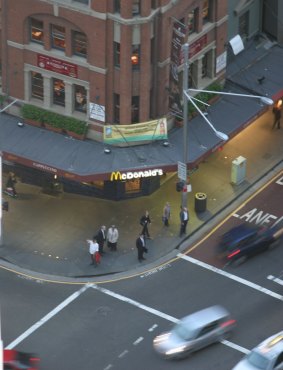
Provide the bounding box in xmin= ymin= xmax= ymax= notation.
xmin=0 ymin=0 xmax=228 ymax=141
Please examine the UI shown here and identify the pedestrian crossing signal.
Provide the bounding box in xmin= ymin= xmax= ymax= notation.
xmin=2 ymin=201 xmax=9 ymax=211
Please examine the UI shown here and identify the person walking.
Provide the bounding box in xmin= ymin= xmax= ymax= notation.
xmin=95 ymin=225 xmax=106 ymax=255
xmin=140 ymin=210 xmax=151 ymax=238
xmin=136 ymin=233 xmax=147 ymax=262
xmin=162 ymin=202 xmax=171 ymax=227
xmin=86 ymin=237 xmax=100 ymax=266
xmin=179 ymin=206 xmax=189 ymax=237
xmin=107 ymin=225 xmax=119 ymax=251
xmin=272 ymin=101 xmax=282 ymax=129
xmin=6 ymin=172 xmax=17 ymax=196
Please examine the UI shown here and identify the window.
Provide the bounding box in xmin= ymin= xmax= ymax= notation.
xmin=114 ymin=42 xmax=120 ymax=67
xmin=131 ymin=45 xmax=140 ymax=69
xmin=31 ymin=72 xmax=44 ymax=100
xmin=132 ymin=0 xmax=140 ymax=16
xmin=73 ymin=0 xmax=89 ymax=4
xmin=202 ymin=0 xmax=211 ymax=23
xmin=114 ymin=94 xmax=120 ymax=123
xmin=51 ymin=24 xmax=66 ymax=51
xmin=74 ymin=85 xmax=87 ymax=113
xmin=131 ymin=96 xmax=139 ymax=122
xmin=151 ymin=0 xmax=157 ymax=9
xmin=239 ymin=11 xmax=249 ymax=39
xmin=30 ymin=18 xmax=44 ymax=44
xmin=53 ymin=78 xmax=65 ymax=106
xmin=114 ymin=0 xmax=120 ymax=13
xmin=188 ymin=8 xmax=197 ymax=35
xmin=202 ymin=53 xmax=208 ymax=78
xmin=73 ymin=31 xmax=87 ymax=57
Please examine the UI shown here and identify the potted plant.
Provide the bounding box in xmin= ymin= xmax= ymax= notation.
xmin=42 ymin=111 xmax=64 ymax=133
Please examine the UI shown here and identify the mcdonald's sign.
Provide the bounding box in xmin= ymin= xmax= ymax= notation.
xmin=110 ymin=169 xmax=163 ymax=181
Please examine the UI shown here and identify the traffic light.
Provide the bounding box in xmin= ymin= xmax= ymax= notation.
xmin=176 ymin=181 xmax=184 ymax=192
xmin=2 ymin=201 xmax=9 ymax=211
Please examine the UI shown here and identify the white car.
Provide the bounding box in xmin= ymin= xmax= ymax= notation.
xmin=153 ymin=305 xmax=236 ymax=359
xmin=232 ymin=331 xmax=283 ymax=370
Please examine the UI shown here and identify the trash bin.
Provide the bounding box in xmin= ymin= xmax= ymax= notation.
xmin=195 ymin=192 xmax=207 ymax=212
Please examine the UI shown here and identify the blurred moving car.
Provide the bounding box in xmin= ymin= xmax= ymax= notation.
xmin=4 ymin=349 xmax=40 ymax=370
xmin=218 ymin=223 xmax=283 ymax=265
xmin=232 ymin=331 xmax=283 ymax=369
xmin=153 ymin=305 xmax=236 ymax=359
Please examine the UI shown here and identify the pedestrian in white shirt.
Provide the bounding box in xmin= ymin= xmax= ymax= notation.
xmin=86 ymin=237 xmax=100 ymax=266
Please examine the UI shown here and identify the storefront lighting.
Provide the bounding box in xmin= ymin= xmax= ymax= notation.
xmin=104 ymin=148 xmax=111 ymax=154
xmin=163 ymin=141 xmax=169 ymax=147
xmin=17 ymin=122 xmax=24 ymax=127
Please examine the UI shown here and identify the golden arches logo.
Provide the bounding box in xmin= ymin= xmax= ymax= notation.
xmin=110 ymin=171 xmax=122 ymax=181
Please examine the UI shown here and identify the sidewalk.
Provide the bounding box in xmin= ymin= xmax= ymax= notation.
xmin=1 ymin=109 xmax=283 ymax=281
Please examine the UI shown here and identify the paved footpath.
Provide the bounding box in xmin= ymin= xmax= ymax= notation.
xmin=1 ymin=109 xmax=283 ymax=281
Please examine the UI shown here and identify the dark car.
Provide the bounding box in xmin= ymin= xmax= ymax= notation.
xmin=218 ymin=223 xmax=282 ymax=265
xmin=4 ymin=349 xmax=40 ymax=370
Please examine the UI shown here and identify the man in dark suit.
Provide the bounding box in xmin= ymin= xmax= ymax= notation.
xmin=179 ymin=206 xmax=189 ymax=237
xmin=95 ymin=225 xmax=106 ymax=255
xmin=136 ymin=233 xmax=147 ymax=262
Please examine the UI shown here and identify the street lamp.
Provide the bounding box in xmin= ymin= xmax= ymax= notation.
xmin=179 ymin=44 xmax=274 ymax=210
xmin=180 ymin=44 xmax=228 ymax=209
xmin=188 ymin=88 xmax=274 ymax=106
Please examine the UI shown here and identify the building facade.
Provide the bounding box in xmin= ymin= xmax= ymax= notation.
xmin=0 ymin=0 xmax=228 ymax=141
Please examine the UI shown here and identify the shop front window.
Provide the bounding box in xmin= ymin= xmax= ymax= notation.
xmin=31 ymin=72 xmax=44 ymax=100
xmin=125 ymin=179 xmax=140 ymax=193
xmin=53 ymin=78 xmax=65 ymax=106
xmin=51 ymin=24 xmax=66 ymax=51
xmin=72 ymin=31 xmax=87 ymax=57
xmin=131 ymin=45 xmax=140 ymax=69
xmin=30 ymin=18 xmax=44 ymax=44
xmin=74 ymin=85 xmax=87 ymax=113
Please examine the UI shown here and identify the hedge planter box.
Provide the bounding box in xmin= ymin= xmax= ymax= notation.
xmin=66 ymin=130 xmax=86 ymax=140
xmin=44 ymin=123 xmax=63 ymax=134
xmin=24 ymin=118 xmax=44 ymax=128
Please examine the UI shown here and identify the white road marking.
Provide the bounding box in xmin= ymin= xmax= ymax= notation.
xmin=5 ymin=284 xmax=91 ymax=349
xmin=148 ymin=324 xmax=158 ymax=332
xmin=90 ymin=284 xmax=249 ymax=354
xmin=178 ymin=253 xmax=283 ymax=301
xmin=104 ymin=364 xmax=113 ymax=370
xmin=133 ymin=337 xmax=144 ymax=345
xmin=118 ymin=350 xmax=129 ymax=358
xmin=91 ymin=284 xmax=179 ymax=323
xmin=267 ymin=275 xmax=283 ymax=286
xmin=221 ymin=340 xmax=250 ymax=355
xmin=233 ymin=213 xmax=240 ymax=218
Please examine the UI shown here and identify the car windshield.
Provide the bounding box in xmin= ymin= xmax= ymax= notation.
xmin=247 ymin=351 xmax=269 ymax=370
xmin=174 ymin=322 xmax=195 ymax=341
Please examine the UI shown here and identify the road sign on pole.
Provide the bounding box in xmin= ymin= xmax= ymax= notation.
xmin=178 ymin=161 xmax=187 ymax=182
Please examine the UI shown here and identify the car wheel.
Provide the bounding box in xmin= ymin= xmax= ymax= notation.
xmin=233 ymin=255 xmax=247 ymax=266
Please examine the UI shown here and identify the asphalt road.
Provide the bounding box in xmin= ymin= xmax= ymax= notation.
xmin=1 ymin=171 xmax=283 ymax=370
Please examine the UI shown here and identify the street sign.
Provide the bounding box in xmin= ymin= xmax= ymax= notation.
xmin=178 ymin=161 xmax=187 ymax=181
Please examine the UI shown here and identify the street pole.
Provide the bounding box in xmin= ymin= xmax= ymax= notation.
xmin=0 ymin=153 xmax=2 ymax=246
xmin=181 ymin=43 xmax=189 ymax=208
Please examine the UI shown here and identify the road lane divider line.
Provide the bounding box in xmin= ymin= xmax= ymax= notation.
xmin=6 ymin=284 xmax=91 ymax=349
xmin=90 ymin=284 xmax=179 ymax=323
xmin=90 ymin=284 xmax=249 ymax=354
xmin=267 ymin=275 xmax=283 ymax=286
xmin=178 ymin=253 xmax=283 ymax=301
xmin=133 ymin=337 xmax=144 ymax=345
xmin=221 ymin=339 xmax=250 ymax=355
xmin=148 ymin=324 xmax=158 ymax=332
